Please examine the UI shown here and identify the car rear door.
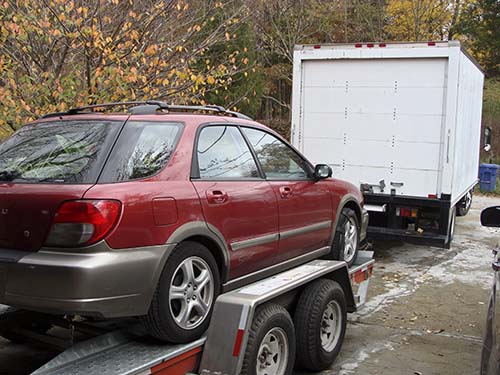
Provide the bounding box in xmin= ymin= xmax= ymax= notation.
xmin=191 ymin=125 xmax=279 ymax=280
xmin=241 ymin=127 xmax=333 ymax=263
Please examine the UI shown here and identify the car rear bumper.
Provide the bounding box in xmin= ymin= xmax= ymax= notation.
xmin=360 ymin=207 xmax=369 ymax=242
xmin=0 ymin=242 xmax=175 ymax=318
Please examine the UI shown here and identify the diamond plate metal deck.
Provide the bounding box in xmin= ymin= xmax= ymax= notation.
xmin=32 ymin=329 xmax=205 ymax=375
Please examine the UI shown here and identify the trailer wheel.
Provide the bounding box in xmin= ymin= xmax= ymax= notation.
xmin=330 ymin=208 xmax=360 ymax=267
xmin=142 ymin=241 xmax=220 ymax=343
xmin=241 ymin=303 xmax=296 ymax=375
xmin=457 ymin=189 xmax=473 ymax=217
xmin=294 ymin=278 xmax=347 ymax=371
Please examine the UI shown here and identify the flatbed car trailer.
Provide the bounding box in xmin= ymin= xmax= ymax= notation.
xmin=0 ymin=252 xmax=374 ymax=375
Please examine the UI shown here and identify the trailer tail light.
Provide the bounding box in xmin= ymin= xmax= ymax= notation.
xmin=355 ymin=43 xmax=363 ymax=48
xmin=351 ymin=263 xmax=373 ymax=284
xmin=367 ymin=43 xmax=374 ymax=48
xmin=313 ymin=45 xmax=321 ymax=49
xmin=45 ymin=200 xmax=121 ymax=247
xmin=428 ymin=194 xmax=438 ymax=199
xmin=379 ymin=43 xmax=386 ymax=47
xmin=396 ymin=207 xmax=418 ymax=218
xmin=428 ymin=42 xmax=436 ymax=46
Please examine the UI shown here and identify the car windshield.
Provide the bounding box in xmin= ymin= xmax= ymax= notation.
xmin=0 ymin=120 xmax=121 ymax=183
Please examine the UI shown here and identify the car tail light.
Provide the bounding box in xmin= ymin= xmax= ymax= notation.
xmin=45 ymin=200 xmax=121 ymax=247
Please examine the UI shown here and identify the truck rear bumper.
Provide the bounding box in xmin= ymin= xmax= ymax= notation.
xmin=367 ymin=226 xmax=447 ymax=247
xmin=0 ymin=242 xmax=176 ymax=318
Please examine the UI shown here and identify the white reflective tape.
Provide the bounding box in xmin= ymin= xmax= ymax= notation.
xmin=238 ymin=304 xmax=250 ymax=330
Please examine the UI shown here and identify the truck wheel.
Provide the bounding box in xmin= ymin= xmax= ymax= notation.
xmin=241 ymin=303 xmax=296 ymax=375
xmin=142 ymin=241 xmax=220 ymax=343
xmin=457 ymin=190 xmax=473 ymax=217
xmin=330 ymin=208 xmax=360 ymax=267
xmin=294 ymin=279 xmax=347 ymax=371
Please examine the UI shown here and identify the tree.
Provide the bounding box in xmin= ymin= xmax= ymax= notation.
xmin=456 ymin=0 xmax=500 ymax=77
xmin=385 ymin=0 xmax=462 ymax=41
xmin=0 ymin=0 xmax=250 ymax=134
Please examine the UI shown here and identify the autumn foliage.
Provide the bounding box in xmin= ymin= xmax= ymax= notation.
xmin=0 ymin=0 xmax=251 ymax=134
xmin=0 ymin=0 xmax=498 ymax=138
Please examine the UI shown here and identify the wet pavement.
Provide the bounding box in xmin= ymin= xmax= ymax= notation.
xmin=316 ymin=194 xmax=498 ymax=375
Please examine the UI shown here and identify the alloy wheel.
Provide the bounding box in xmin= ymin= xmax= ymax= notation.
xmin=343 ymin=218 xmax=358 ymax=263
xmin=169 ymin=256 xmax=214 ymax=330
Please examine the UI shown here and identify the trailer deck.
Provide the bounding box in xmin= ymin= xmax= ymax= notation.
xmin=0 ymin=253 xmax=374 ymax=375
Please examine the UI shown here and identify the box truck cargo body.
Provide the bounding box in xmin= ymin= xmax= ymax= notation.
xmin=291 ymin=41 xmax=484 ymax=247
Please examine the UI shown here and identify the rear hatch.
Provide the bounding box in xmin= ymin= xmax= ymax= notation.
xmin=0 ymin=118 xmax=123 ymax=251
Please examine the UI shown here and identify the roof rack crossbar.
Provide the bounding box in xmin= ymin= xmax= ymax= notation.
xmin=41 ymin=101 xmax=252 ymax=120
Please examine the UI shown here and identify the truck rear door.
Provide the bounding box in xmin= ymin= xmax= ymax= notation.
xmin=297 ymin=57 xmax=447 ymax=198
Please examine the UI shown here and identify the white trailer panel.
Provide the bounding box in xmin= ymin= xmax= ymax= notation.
xmin=292 ymin=41 xmax=484 ymax=203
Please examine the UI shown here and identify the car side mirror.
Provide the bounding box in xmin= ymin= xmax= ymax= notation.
xmin=314 ymin=164 xmax=332 ymax=180
xmin=481 ymin=206 xmax=500 ymax=227
xmin=484 ymin=126 xmax=492 ymax=152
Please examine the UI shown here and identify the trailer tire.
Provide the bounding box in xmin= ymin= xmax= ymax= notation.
xmin=241 ymin=303 xmax=295 ymax=375
xmin=330 ymin=208 xmax=360 ymax=267
xmin=294 ymin=279 xmax=347 ymax=371
xmin=142 ymin=241 xmax=220 ymax=343
xmin=457 ymin=189 xmax=473 ymax=217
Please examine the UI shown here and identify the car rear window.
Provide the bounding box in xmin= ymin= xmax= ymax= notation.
xmin=0 ymin=120 xmax=120 ymax=184
xmin=99 ymin=121 xmax=182 ymax=183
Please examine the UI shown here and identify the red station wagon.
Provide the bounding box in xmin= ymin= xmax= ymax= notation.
xmin=0 ymin=101 xmax=367 ymax=343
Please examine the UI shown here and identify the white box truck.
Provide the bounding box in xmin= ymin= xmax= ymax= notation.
xmin=291 ymin=41 xmax=484 ymax=247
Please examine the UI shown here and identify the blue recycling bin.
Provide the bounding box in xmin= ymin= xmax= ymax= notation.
xmin=479 ymin=163 xmax=499 ymax=192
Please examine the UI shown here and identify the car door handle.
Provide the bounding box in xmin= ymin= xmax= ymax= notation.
xmin=206 ymin=190 xmax=228 ymax=204
xmin=279 ymin=186 xmax=292 ymax=199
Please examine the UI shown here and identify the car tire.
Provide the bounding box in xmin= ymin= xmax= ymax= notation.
xmin=142 ymin=241 xmax=220 ymax=343
xmin=294 ymin=279 xmax=347 ymax=371
xmin=330 ymin=208 xmax=360 ymax=267
xmin=457 ymin=189 xmax=473 ymax=217
xmin=241 ymin=303 xmax=296 ymax=375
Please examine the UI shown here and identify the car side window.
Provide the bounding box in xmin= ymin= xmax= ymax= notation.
xmin=197 ymin=126 xmax=260 ymax=179
xmin=100 ymin=121 xmax=182 ymax=182
xmin=242 ymin=127 xmax=312 ymax=180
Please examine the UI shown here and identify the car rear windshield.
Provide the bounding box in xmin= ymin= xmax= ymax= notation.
xmin=0 ymin=120 xmax=120 ymax=184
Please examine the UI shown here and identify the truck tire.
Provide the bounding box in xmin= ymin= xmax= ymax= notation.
xmin=142 ymin=241 xmax=220 ymax=343
xmin=294 ymin=279 xmax=347 ymax=371
xmin=241 ymin=303 xmax=296 ymax=375
xmin=457 ymin=190 xmax=473 ymax=217
xmin=330 ymin=208 xmax=360 ymax=267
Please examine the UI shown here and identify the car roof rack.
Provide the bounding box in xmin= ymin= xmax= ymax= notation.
xmin=41 ymin=100 xmax=253 ymax=120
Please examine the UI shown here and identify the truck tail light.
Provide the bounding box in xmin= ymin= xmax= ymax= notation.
xmin=396 ymin=207 xmax=418 ymax=218
xmin=45 ymin=200 xmax=121 ymax=247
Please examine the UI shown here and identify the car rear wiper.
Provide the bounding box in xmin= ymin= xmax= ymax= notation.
xmin=0 ymin=170 xmax=20 ymax=181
